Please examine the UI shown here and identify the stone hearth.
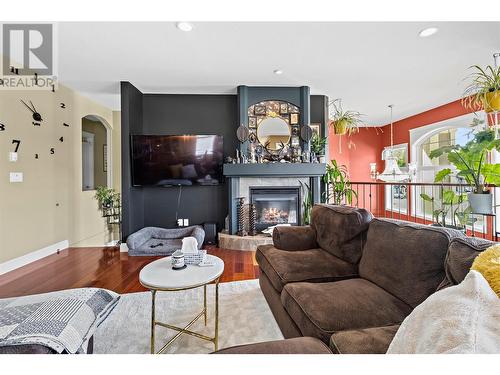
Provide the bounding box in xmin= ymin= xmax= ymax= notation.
xmin=218 ymin=233 xmax=273 ymax=251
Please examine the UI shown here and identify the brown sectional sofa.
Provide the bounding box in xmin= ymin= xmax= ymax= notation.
xmin=223 ymin=204 xmax=494 ymax=354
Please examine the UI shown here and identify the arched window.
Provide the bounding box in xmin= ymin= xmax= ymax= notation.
xmin=409 ymin=113 xmax=487 ymax=230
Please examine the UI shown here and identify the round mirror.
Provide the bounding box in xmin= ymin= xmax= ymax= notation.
xmin=256 ymin=117 xmax=291 ymax=151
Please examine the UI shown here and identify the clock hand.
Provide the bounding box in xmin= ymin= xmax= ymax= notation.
xmin=21 ymin=99 xmax=35 ymax=113
xmin=29 ymin=100 xmax=38 ymax=113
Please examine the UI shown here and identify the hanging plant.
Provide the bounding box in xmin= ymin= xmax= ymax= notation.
xmin=328 ymin=99 xmax=364 ymax=153
xmin=328 ymin=98 xmax=363 ymax=135
xmin=462 ymin=64 xmax=500 ymax=113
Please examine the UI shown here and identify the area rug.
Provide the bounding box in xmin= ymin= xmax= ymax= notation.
xmin=93 ymin=279 xmax=284 ymax=354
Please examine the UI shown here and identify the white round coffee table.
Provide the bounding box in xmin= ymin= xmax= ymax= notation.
xmin=139 ymin=254 xmax=224 ymax=354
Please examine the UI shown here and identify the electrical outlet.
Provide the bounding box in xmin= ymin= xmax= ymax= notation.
xmin=177 ymin=219 xmax=183 ymax=226
xmin=183 ymin=219 xmax=189 ymax=226
xmin=9 ymin=172 xmax=23 ymax=182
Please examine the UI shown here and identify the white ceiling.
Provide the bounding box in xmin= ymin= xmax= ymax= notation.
xmin=58 ymin=22 xmax=500 ymax=125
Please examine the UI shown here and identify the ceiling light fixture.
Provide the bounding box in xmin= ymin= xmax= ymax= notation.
xmin=273 ymin=69 xmax=283 ymax=75
xmin=176 ymin=22 xmax=193 ymax=32
xmin=418 ymin=27 xmax=439 ymax=38
xmin=378 ymin=105 xmax=410 ymax=183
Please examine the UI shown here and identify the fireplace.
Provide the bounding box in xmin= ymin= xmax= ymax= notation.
xmin=250 ymin=187 xmax=301 ymax=232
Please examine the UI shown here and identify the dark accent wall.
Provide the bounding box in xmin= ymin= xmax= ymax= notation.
xmin=121 ymin=82 xmax=238 ymax=239
xmin=121 ymin=82 xmax=144 ymax=238
xmin=141 ymin=94 xmax=238 ymax=233
xmin=121 ymin=81 xmax=328 ymax=240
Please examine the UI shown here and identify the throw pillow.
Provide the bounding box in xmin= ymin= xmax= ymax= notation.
xmin=471 ymin=244 xmax=500 ymax=297
xmin=387 ymin=270 xmax=500 ymax=354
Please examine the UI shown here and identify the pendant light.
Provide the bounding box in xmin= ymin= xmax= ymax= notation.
xmin=378 ymin=105 xmax=410 ymax=182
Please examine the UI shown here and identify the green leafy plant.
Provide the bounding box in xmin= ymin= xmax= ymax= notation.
xmin=420 ymin=190 xmax=471 ymax=228
xmin=428 ymin=129 xmax=500 ymax=193
xmin=300 ymin=181 xmax=313 ymax=225
xmin=310 ymin=133 xmax=327 ymax=155
xmin=328 ymin=98 xmax=363 ymax=136
xmin=322 ymin=159 xmax=357 ymax=205
xmin=94 ymin=186 xmax=120 ymax=208
xmin=462 ymin=64 xmax=500 ymax=112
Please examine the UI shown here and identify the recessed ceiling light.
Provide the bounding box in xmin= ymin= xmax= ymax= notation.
xmin=176 ymin=22 xmax=193 ymax=32
xmin=273 ymin=69 xmax=283 ymax=75
xmin=419 ymin=27 xmax=439 ymax=38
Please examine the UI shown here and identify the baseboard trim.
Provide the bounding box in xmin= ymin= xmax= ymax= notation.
xmin=0 ymin=240 xmax=69 ymax=275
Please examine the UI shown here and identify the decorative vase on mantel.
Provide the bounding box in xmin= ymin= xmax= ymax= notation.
xmin=237 ymin=197 xmax=247 ymax=237
xmin=249 ymin=203 xmax=257 ymax=236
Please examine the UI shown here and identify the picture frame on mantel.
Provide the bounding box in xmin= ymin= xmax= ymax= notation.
xmin=310 ymin=123 xmax=321 ymax=137
xmin=248 ymin=116 xmax=257 ymax=128
xmin=254 ymin=105 xmax=266 ymax=115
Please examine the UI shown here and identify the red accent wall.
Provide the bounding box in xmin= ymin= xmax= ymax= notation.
xmin=328 ymin=98 xmax=480 ymax=180
xmin=379 ymin=99 xmax=476 ymax=159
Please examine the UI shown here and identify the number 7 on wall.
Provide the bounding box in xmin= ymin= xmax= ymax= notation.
xmin=12 ymin=139 xmax=20 ymax=153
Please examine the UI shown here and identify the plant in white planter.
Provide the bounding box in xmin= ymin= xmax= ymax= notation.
xmin=429 ymin=129 xmax=500 ymax=215
xmin=310 ymin=133 xmax=327 ymax=163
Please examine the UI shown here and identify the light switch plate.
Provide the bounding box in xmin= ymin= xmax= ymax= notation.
xmin=9 ymin=152 xmax=18 ymax=162
xmin=9 ymin=172 xmax=23 ymax=182
xmin=183 ymin=219 xmax=189 ymax=226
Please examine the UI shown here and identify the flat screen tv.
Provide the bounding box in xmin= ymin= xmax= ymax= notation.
xmin=131 ymin=135 xmax=224 ymax=187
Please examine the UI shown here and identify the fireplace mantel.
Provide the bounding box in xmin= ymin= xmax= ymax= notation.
xmin=224 ymin=163 xmax=326 ymax=234
xmin=223 ymin=163 xmax=326 ymax=177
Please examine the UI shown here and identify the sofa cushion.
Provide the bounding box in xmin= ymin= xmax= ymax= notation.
xmin=256 ymin=245 xmax=358 ymax=292
xmin=281 ymin=279 xmax=412 ymax=343
xmin=437 ymin=236 xmax=494 ymax=290
xmin=359 ymin=219 xmax=462 ymax=308
xmin=213 ymin=337 xmax=332 ymax=354
xmin=310 ymin=205 xmax=372 ymax=264
xmin=330 ymin=324 xmax=400 ymax=354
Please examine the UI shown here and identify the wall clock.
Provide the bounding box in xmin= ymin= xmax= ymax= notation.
xmin=0 ymin=99 xmax=70 ymax=159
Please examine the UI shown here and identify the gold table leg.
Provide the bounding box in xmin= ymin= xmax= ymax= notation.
xmin=150 ymin=277 xmax=220 ymax=354
xmin=214 ymin=280 xmax=219 ymax=351
xmin=150 ymin=289 xmax=156 ymax=354
xmin=204 ymin=284 xmax=207 ymax=326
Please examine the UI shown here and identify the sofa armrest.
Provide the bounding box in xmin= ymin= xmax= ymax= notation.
xmin=212 ymin=337 xmax=332 ymax=354
xmin=272 ymin=225 xmax=318 ymax=251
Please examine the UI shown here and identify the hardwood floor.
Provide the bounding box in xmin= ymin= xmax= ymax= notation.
xmin=0 ymin=246 xmax=259 ymax=298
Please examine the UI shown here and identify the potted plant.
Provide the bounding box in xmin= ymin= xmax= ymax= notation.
xmin=94 ymin=186 xmax=120 ymax=209
xmin=420 ymin=190 xmax=471 ymax=231
xmin=428 ymin=129 xmax=500 ymax=215
xmin=310 ymin=133 xmax=327 ymax=163
xmin=463 ymin=64 xmax=500 ymax=113
xmin=328 ymin=98 xmax=363 ymax=136
xmin=322 ymin=159 xmax=357 ymax=205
